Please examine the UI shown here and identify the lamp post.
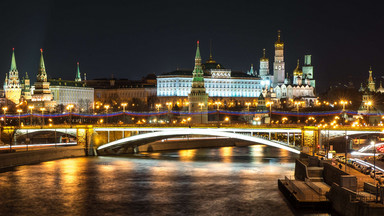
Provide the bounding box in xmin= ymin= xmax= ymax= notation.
xmin=66 ymin=104 xmax=74 ymax=128
xmin=199 ymin=102 xmax=204 ymax=124
xmin=294 ymin=101 xmax=302 ymax=124
xmin=155 ymin=104 xmax=161 ymax=112
xmin=121 ymin=103 xmax=127 ymax=112
xmin=121 ymin=103 xmax=127 ymax=124
xmin=245 ymin=102 xmax=251 ymax=112
xmin=166 ymin=102 xmax=172 ymax=111
xmin=104 ymin=105 xmax=110 ymax=124
xmin=364 ymin=101 xmax=372 ymax=125
xmin=40 ymin=107 xmax=46 ymax=128
xmin=340 ymin=100 xmax=348 ymax=124
xmin=28 ymin=105 xmax=34 ymax=126
xmin=214 ymin=101 xmax=222 ymax=126
xmin=266 ymin=101 xmax=273 ymax=124
xmin=17 ymin=109 xmax=22 ymax=128
xmin=2 ymin=107 xmax=7 ymax=126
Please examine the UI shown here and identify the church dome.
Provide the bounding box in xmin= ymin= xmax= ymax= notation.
xmin=293 ymin=59 xmax=302 ymax=76
xmin=260 ymin=48 xmax=268 ymax=62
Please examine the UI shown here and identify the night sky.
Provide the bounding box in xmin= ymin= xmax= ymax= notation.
xmin=0 ymin=0 xmax=383 ymax=92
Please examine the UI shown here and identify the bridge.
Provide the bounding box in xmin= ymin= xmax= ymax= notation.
xmin=1 ymin=124 xmax=383 ymax=155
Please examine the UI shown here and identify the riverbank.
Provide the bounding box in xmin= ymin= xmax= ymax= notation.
xmin=0 ymin=146 xmax=85 ymax=170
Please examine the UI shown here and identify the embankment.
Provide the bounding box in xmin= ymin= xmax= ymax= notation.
xmin=0 ymin=146 xmax=85 ymax=170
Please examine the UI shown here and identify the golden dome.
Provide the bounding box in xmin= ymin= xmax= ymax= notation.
xmin=293 ymin=59 xmax=302 ymax=76
xmin=260 ymin=48 xmax=268 ymax=62
xmin=274 ymin=30 xmax=284 ymax=47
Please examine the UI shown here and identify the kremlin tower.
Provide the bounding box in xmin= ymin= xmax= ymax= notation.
xmin=188 ymin=41 xmax=208 ymax=123
xmin=4 ymin=48 xmax=22 ymax=104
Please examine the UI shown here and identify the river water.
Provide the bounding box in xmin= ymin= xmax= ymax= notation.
xmin=0 ymin=145 xmax=328 ymax=216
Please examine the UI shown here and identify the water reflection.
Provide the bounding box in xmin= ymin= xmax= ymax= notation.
xmin=220 ymin=146 xmax=233 ymax=163
xmin=0 ymin=145 xmax=306 ymax=216
xmin=179 ymin=149 xmax=197 ymax=162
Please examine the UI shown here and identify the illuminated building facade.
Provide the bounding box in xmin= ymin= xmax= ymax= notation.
xmin=157 ymin=31 xmax=316 ymax=108
xmin=48 ymin=63 xmax=94 ymax=111
xmin=3 ymin=49 xmax=22 ymax=104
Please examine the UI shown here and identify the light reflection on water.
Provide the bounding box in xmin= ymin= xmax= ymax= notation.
xmin=0 ymin=145 xmax=327 ymax=216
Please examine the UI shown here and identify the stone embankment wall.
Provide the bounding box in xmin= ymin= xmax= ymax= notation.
xmin=0 ymin=147 xmax=85 ymax=170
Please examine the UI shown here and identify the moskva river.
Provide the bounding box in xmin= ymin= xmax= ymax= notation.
xmin=0 ymin=145 xmax=328 ymax=216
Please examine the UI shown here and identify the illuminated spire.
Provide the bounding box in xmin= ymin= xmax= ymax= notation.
xmin=37 ymin=49 xmax=47 ymax=82
xmin=39 ymin=49 xmax=45 ymax=70
xmin=192 ymin=41 xmax=204 ymax=84
xmin=275 ymin=30 xmax=284 ymax=46
xmin=10 ymin=48 xmax=17 ymax=71
xmin=260 ymin=48 xmax=268 ymax=61
xmin=368 ymin=66 xmax=373 ymax=82
xmin=195 ymin=40 xmax=201 ymax=60
xmin=75 ymin=62 xmax=82 ymax=82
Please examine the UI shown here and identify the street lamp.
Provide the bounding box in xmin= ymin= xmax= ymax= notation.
xmin=214 ymin=101 xmax=222 ymax=126
xmin=66 ymin=104 xmax=74 ymax=127
xmin=40 ymin=107 xmax=46 ymax=128
xmin=121 ymin=103 xmax=128 ymax=124
xmin=104 ymin=105 xmax=110 ymax=124
xmin=245 ymin=102 xmax=251 ymax=111
xmin=28 ymin=105 xmax=34 ymax=126
xmin=364 ymin=101 xmax=373 ymax=125
xmin=121 ymin=103 xmax=128 ymax=112
xmin=155 ymin=104 xmax=162 ymax=112
xmin=266 ymin=101 xmax=274 ymax=123
xmin=17 ymin=109 xmax=22 ymax=127
xmin=2 ymin=107 xmax=7 ymax=126
xmin=199 ymin=102 xmax=205 ymax=124
xmin=166 ymin=102 xmax=172 ymax=111
xmin=294 ymin=101 xmax=303 ymax=123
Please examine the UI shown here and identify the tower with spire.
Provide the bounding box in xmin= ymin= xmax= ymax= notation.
xmin=188 ymin=41 xmax=208 ymax=123
xmin=273 ymin=30 xmax=285 ymax=86
xmin=368 ymin=66 xmax=376 ymax=92
xmin=4 ymin=48 xmax=22 ymax=104
xmin=259 ymin=48 xmax=269 ymax=77
xmin=75 ymin=62 xmax=82 ymax=82
xmin=247 ymin=64 xmax=255 ymax=76
xmin=31 ymin=49 xmax=56 ymax=110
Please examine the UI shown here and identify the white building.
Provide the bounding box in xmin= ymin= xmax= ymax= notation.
xmin=49 ymin=81 xmax=94 ymax=111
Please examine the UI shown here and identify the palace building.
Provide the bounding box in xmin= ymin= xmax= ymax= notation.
xmin=157 ymin=31 xmax=317 ymax=109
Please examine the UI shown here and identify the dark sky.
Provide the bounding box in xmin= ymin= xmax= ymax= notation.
xmin=0 ymin=0 xmax=383 ymax=92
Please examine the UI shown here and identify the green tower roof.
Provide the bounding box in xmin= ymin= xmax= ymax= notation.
xmin=10 ymin=48 xmax=17 ymax=71
xmin=75 ymin=62 xmax=82 ymax=81
xmin=195 ymin=40 xmax=201 ymax=60
xmin=39 ymin=49 xmax=45 ymax=70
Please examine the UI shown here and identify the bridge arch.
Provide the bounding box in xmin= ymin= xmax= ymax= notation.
xmin=96 ymin=129 xmax=300 ymax=154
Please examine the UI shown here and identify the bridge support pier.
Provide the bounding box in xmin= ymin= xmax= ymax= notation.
xmin=287 ymin=132 xmax=290 ymax=145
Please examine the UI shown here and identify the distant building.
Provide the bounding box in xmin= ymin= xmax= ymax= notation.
xmin=48 ymin=63 xmax=94 ymax=111
xmin=87 ymin=74 xmax=157 ymax=108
